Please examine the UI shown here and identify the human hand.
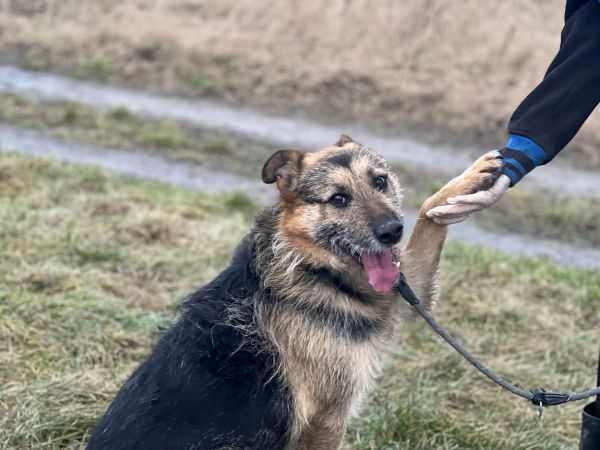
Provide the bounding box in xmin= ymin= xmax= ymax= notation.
xmin=425 ymin=171 xmax=510 ymax=225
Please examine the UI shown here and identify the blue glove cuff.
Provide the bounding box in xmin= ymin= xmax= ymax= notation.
xmin=501 ymin=134 xmax=548 ymax=186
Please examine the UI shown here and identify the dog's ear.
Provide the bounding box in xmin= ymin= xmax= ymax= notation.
xmin=335 ymin=134 xmax=354 ymax=147
xmin=262 ymin=150 xmax=305 ymax=200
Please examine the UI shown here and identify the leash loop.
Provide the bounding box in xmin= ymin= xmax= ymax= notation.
xmin=396 ymin=273 xmax=600 ymax=412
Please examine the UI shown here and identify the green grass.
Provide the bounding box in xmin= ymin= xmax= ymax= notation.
xmin=75 ymin=58 xmax=114 ymax=82
xmin=0 ymin=154 xmax=252 ymax=449
xmin=349 ymin=243 xmax=600 ymax=450
xmin=1 ymin=153 xmax=598 ymax=449
xmin=478 ymin=189 xmax=600 ymax=247
xmin=15 ymin=39 xmax=241 ymax=103
xmin=0 ymin=94 xmax=273 ymax=177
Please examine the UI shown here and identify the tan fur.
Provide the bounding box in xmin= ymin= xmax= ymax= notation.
xmin=401 ymin=151 xmax=503 ymax=309
xmin=258 ymin=143 xmax=502 ymax=450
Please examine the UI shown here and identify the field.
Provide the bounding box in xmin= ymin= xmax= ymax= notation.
xmin=1 ymin=1 xmax=599 ymax=449
xmin=1 ymin=153 xmax=598 ymax=449
xmin=1 ymin=0 xmax=599 ymax=169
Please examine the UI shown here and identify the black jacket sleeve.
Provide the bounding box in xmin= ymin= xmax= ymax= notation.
xmin=502 ymin=0 xmax=600 ymax=184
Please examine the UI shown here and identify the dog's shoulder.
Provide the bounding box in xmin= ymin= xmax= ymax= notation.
xmin=177 ymin=235 xmax=265 ymax=377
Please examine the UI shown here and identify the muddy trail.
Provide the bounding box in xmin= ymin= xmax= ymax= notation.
xmin=0 ymin=65 xmax=599 ymax=198
xmin=2 ymin=124 xmax=599 ymax=270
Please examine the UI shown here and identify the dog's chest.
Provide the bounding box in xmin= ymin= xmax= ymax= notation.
xmin=283 ymin=334 xmax=384 ymax=427
xmin=339 ymin=338 xmax=385 ymax=415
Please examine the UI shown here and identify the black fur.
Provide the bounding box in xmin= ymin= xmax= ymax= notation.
xmin=268 ymin=279 xmax=383 ymax=341
xmin=87 ymin=235 xmax=292 ymax=450
xmin=326 ymin=151 xmax=353 ymax=169
xmin=303 ymin=265 xmax=369 ymax=305
xmin=315 ymin=223 xmax=342 ymax=250
xmin=303 ymin=302 xmax=383 ymax=341
xmin=314 ymin=223 xmax=363 ymax=259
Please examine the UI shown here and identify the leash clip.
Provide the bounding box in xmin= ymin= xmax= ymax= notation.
xmin=529 ymin=388 xmax=572 ymax=412
xmin=536 ymin=400 xmax=544 ymax=419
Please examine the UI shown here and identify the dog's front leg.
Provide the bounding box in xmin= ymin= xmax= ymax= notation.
xmin=400 ymin=151 xmax=503 ymax=308
xmin=293 ymin=413 xmax=346 ymax=450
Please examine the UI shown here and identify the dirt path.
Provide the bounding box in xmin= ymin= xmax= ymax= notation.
xmin=0 ymin=124 xmax=274 ymax=201
xmin=0 ymin=65 xmax=599 ymax=198
xmin=2 ymin=124 xmax=599 ymax=270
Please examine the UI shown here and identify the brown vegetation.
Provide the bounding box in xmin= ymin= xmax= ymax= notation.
xmin=0 ymin=0 xmax=598 ymax=168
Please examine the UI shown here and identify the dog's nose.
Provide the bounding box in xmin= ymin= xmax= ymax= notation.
xmin=374 ymin=218 xmax=404 ymax=245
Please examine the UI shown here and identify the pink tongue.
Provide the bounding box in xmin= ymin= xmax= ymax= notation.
xmin=361 ymin=250 xmax=400 ymax=294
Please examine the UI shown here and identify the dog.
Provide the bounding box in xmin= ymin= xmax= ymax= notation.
xmin=87 ymin=135 xmax=502 ymax=450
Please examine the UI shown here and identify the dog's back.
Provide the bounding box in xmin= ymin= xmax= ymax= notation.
xmin=87 ymin=237 xmax=291 ymax=450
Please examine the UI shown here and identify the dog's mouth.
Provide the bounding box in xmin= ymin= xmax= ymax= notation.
xmin=326 ymin=234 xmax=400 ymax=294
xmin=360 ymin=249 xmax=400 ymax=294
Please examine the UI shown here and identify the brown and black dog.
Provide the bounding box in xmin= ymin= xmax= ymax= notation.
xmin=87 ymin=136 xmax=502 ymax=450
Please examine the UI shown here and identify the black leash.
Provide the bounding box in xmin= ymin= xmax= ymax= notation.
xmin=396 ymin=273 xmax=600 ymax=417
xmin=596 ymin=345 xmax=600 ymax=407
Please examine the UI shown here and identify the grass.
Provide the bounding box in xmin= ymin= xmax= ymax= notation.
xmin=0 ymin=0 xmax=599 ymax=169
xmin=350 ymin=243 xmax=600 ymax=449
xmin=478 ymin=190 xmax=600 ymax=247
xmin=1 ymin=92 xmax=600 ymax=249
xmin=0 ymin=153 xmax=252 ymax=449
xmin=0 ymin=94 xmax=273 ymax=177
xmin=1 ymin=153 xmax=598 ymax=449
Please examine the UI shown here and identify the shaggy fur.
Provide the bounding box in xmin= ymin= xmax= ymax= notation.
xmin=87 ymin=137 xmax=502 ymax=450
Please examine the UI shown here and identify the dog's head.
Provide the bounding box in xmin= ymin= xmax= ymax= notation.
xmin=262 ymin=135 xmax=404 ymax=295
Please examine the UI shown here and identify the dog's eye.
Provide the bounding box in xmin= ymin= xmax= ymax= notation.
xmin=374 ymin=175 xmax=388 ymax=192
xmin=329 ymin=193 xmax=351 ymax=208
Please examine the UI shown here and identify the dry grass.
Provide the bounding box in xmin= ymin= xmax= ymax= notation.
xmin=0 ymin=0 xmax=598 ymax=168
xmin=1 ymin=152 xmax=599 ymax=449
xmin=0 ymin=153 xmax=253 ymax=449
xmin=352 ymin=243 xmax=600 ymax=449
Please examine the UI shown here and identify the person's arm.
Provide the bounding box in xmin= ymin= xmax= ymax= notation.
xmin=503 ymin=0 xmax=600 ymax=186
xmin=427 ymin=0 xmax=600 ymax=224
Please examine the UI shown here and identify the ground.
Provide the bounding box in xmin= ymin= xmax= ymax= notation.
xmin=1 ymin=153 xmax=598 ymax=450
xmin=1 ymin=0 xmax=599 ymax=169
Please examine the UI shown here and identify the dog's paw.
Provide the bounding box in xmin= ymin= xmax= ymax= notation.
xmin=455 ymin=150 xmax=504 ymax=195
xmin=424 ymin=151 xmax=503 ymax=211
